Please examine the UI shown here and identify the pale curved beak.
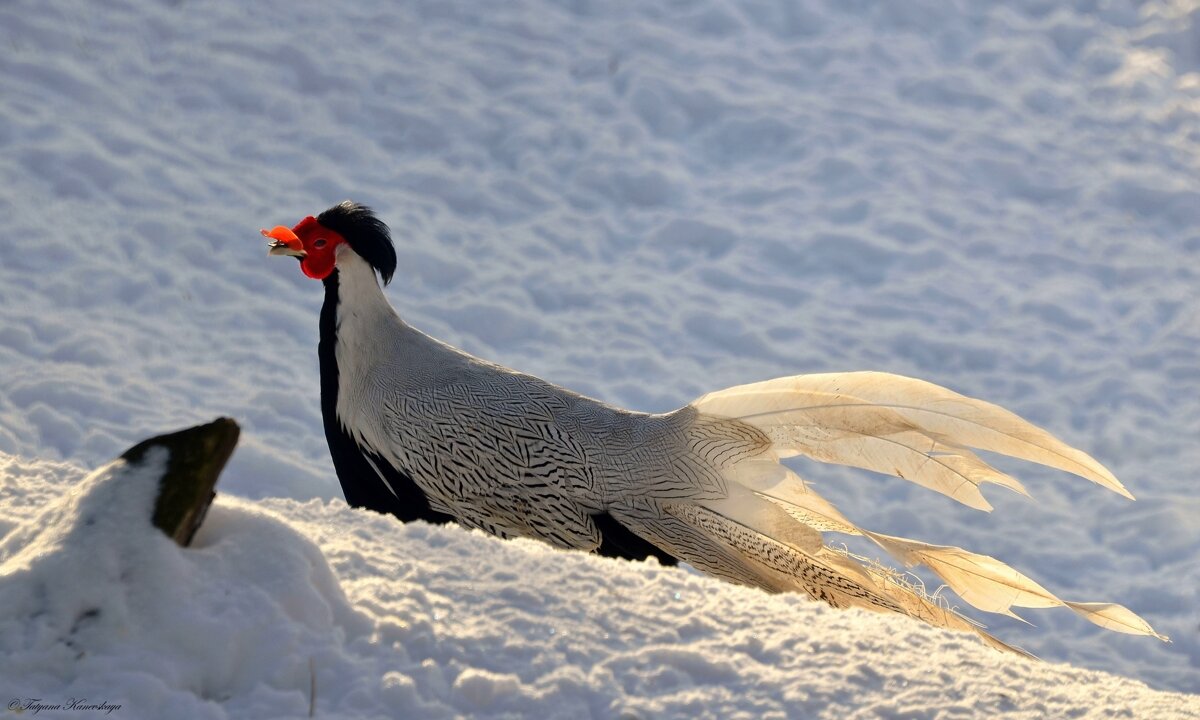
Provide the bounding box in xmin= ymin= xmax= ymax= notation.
xmin=262 ymin=226 xmax=306 ymax=258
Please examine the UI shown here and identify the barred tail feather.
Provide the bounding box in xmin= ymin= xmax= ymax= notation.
xmin=661 ymin=494 xmax=1038 ymax=656
xmin=676 ymin=373 xmax=1166 ymax=651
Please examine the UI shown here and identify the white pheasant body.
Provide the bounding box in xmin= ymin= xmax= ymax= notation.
xmin=333 ymin=253 xmax=715 ymax=546
xmin=270 ymin=201 xmax=1167 ymax=654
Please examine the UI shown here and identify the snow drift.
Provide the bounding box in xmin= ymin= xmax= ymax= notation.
xmin=0 ymin=451 xmax=1196 ymax=718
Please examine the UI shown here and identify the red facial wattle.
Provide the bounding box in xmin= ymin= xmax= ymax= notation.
xmin=263 ymin=215 xmax=345 ymax=281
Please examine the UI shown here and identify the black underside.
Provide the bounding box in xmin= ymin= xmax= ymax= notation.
xmin=320 ymin=271 xmax=678 ymax=566
xmin=320 ymin=272 xmax=455 ymax=524
xmin=593 ymin=512 xmax=678 ymax=566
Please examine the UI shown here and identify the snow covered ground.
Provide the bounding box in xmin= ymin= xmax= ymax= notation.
xmin=3 ymin=449 xmax=1197 ymax=719
xmin=0 ymin=0 xmax=1198 ymax=707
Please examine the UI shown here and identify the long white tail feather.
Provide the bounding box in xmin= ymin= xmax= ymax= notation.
xmin=668 ymin=498 xmax=1042 ymax=655
xmin=701 ymin=483 xmax=825 ymax=555
xmin=667 ymin=502 xmax=900 ymax=609
xmin=804 ymin=431 xmax=1020 ymax=510
xmin=693 ymin=372 xmax=1132 ymax=499
xmin=723 ymin=460 xmax=858 ymax=532
xmin=751 ymin=480 xmax=863 ymax=536
xmin=864 ymin=532 xmax=1062 ymax=614
xmin=681 ymin=372 xmax=1164 ymax=651
xmin=697 ymin=388 xmax=1036 ymax=509
xmin=753 ymin=488 xmax=1053 ymax=618
xmin=755 ymin=483 xmax=1061 ymax=616
xmin=1063 ymin=602 xmax=1171 ymax=641
xmin=750 ymin=487 xmax=1168 ymax=640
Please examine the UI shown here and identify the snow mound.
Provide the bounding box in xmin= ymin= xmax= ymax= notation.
xmin=0 ymin=452 xmax=368 ymax=718
xmin=1 ymin=453 xmax=1196 ymax=719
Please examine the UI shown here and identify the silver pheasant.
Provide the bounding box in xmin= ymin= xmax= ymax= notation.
xmin=263 ymin=201 xmax=1167 ymax=653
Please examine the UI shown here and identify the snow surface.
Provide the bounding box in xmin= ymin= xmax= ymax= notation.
xmin=2 ymin=452 xmax=1197 ymax=719
xmin=0 ymin=0 xmax=1198 ymax=703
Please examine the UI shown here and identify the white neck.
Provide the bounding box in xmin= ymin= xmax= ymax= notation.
xmin=333 ymin=246 xmax=397 ymax=323
xmin=331 ymin=246 xmax=411 ymax=449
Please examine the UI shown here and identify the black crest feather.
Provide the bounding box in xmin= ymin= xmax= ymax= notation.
xmin=318 ymin=201 xmax=397 ymax=285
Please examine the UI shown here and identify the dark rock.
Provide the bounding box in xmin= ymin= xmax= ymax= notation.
xmin=120 ymin=418 xmax=240 ymax=546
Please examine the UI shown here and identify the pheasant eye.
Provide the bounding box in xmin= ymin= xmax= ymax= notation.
xmin=313 ymin=238 xmax=328 ymax=249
